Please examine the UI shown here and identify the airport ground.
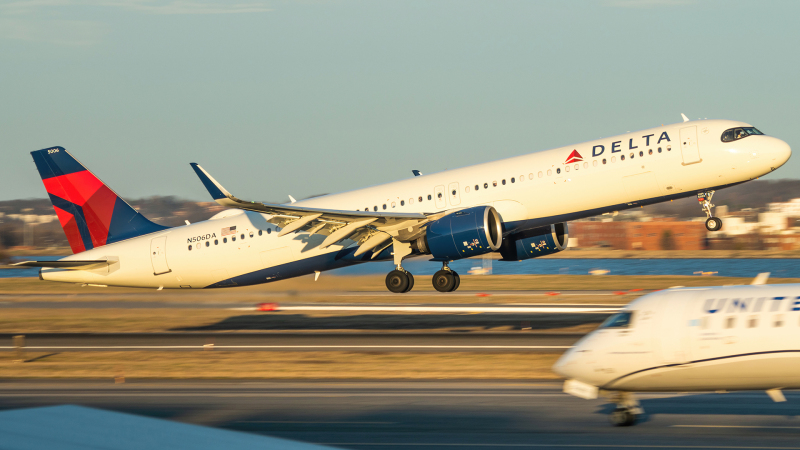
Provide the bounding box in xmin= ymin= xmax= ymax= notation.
xmin=2 ymin=274 xmax=800 ymax=448
xmin=2 ymin=380 xmax=800 ymax=449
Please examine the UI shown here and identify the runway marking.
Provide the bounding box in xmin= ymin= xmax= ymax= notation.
xmin=230 ymin=305 xmax=621 ymax=313
xmin=0 ymin=393 xmax=570 ymax=398
xmin=238 ymin=420 xmax=396 ymax=424
xmin=0 ymin=345 xmax=572 ymax=350
xmin=673 ymin=425 xmax=800 ymax=429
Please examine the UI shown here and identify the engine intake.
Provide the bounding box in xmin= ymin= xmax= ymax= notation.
xmin=499 ymin=223 xmax=568 ymax=261
xmin=418 ymin=205 xmax=503 ymax=261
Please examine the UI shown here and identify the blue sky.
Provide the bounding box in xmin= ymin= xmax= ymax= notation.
xmin=1 ymin=0 xmax=798 ymax=203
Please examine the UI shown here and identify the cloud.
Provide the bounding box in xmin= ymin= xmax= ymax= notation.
xmin=0 ymin=18 xmax=109 ymax=45
xmin=0 ymin=0 xmax=272 ymax=16
xmin=605 ymin=0 xmax=692 ymax=7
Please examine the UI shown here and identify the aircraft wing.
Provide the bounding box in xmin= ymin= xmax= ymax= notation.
xmin=191 ymin=163 xmax=438 ymax=253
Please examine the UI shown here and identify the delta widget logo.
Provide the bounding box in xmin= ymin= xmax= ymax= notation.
xmin=564 ymin=150 xmax=583 ymax=164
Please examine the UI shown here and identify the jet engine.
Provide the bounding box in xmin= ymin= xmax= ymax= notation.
xmin=499 ymin=223 xmax=568 ymax=261
xmin=415 ymin=205 xmax=503 ymax=261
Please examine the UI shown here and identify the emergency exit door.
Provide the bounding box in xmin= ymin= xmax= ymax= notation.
xmin=680 ymin=126 xmax=701 ymax=165
xmin=150 ymin=235 xmax=171 ymax=275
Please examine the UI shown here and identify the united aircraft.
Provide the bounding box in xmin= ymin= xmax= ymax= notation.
xmin=16 ymin=117 xmax=791 ymax=292
xmin=554 ymin=275 xmax=800 ymax=426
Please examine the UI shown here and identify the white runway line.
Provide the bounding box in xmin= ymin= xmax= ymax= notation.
xmin=0 ymin=345 xmax=572 ymax=350
xmin=318 ymin=444 xmax=800 ymax=449
xmin=672 ymin=425 xmax=800 ymax=429
xmin=230 ymin=305 xmax=622 ymax=313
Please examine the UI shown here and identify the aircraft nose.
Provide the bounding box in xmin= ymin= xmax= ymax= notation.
xmin=552 ymin=348 xmax=579 ymax=379
xmin=772 ymin=138 xmax=792 ymax=167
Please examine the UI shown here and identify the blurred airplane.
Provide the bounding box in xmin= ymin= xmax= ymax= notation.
xmin=16 ymin=118 xmax=791 ymax=292
xmin=554 ymin=274 xmax=800 ymax=426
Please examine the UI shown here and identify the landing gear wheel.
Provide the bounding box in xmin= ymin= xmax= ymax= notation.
xmin=404 ymin=272 xmax=415 ymax=293
xmin=385 ymin=270 xmax=410 ymax=293
xmin=432 ymin=270 xmax=456 ymax=293
xmin=609 ymin=407 xmax=637 ymax=427
xmin=451 ymin=271 xmax=460 ymax=292
xmin=705 ymin=217 xmax=723 ymax=232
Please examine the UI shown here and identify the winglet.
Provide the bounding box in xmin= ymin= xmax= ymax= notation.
xmin=412 ymin=170 xmax=423 ymax=177
xmin=288 ymin=195 xmax=297 ymax=204
xmin=751 ymin=272 xmax=770 ymax=285
xmin=681 ymin=113 xmax=690 ymax=122
xmin=190 ymin=163 xmax=233 ymax=201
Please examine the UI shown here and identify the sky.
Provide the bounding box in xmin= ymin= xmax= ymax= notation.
xmin=1 ymin=0 xmax=799 ymax=203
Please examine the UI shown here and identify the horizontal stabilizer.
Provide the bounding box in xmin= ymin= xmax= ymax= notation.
xmin=12 ymin=260 xmax=110 ymax=270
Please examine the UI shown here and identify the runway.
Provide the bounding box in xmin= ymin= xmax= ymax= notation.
xmin=0 ymin=332 xmax=581 ymax=352
xmin=1 ymin=381 xmax=798 ymax=449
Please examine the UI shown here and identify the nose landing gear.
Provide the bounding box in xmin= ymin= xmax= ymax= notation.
xmin=698 ymin=191 xmax=723 ymax=232
xmin=432 ymin=262 xmax=460 ymax=293
xmin=608 ymin=392 xmax=643 ymax=427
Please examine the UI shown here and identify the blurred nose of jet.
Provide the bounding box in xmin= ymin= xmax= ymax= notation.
xmin=768 ymin=136 xmax=792 ymax=168
xmin=552 ymin=348 xmax=579 ymax=379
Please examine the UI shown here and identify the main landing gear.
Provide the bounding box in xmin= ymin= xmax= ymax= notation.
xmin=608 ymin=392 xmax=643 ymax=427
xmin=383 ymin=238 xmax=461 ymax=293
xmin=432 ymin=262 xmax=460 ymax=293
xmin=698 ymin=191 xmax=723 ymax=232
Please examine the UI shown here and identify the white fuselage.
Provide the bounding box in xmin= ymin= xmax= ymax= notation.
xmin=554 ymin=284 xmax=800 ymax=392
xmin=42 ymin=119 xmax=791 ymax=288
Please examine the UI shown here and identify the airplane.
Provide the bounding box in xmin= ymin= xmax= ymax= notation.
xmin=15 ymin=117 xmax=791 ymax=292
xmin=553 ymin=274 xmax=800 ymax=426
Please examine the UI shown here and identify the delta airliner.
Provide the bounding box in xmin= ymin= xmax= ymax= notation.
xmin=16 ymin=117 xmax=791 ymax=292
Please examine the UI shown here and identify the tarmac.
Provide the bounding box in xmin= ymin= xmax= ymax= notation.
xmin=1 ymin=380 xmax=798 ymax=449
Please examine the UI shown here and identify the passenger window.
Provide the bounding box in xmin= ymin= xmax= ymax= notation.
xmin=427 ymin=195 xmax=432 ymax=200
xmin=188 ymin=245 xmax=192 ymax=251
xmin=223 ymin=238 xmax=227 ymax=243
xmin=410 ymin=198 xmax=414 ymax=204
xmin=437 ymin=193 xmax=442 ymax=199
xmin=700 ymin=316 xmax=709 ymax=330
xmin=565 ymin=166 xmax=570 ymax=172
xmin=267 ymin=229 xmax=272 ymax=234
xmin=232 ymin=236 xmax=236 ymax=241
xmin=205 ymin=241 xmax=210 ymax=247
xmin=648 ymin=149 xmax=653 ymax=155
xmin=465 ymin=186 xmax=469 ymax=193
xmin=215 ymin=239 xmax=218 ymax=245
xmin=493 ymin=181 xmax=498 ymax=187
xmin=511 ymin=177 xmax=515 ymax=183
xmin=602 ymin=159 xmax=606 ymax=165
xmin=639 ymin=151 xmax=643 ymax=157
xmin=556 ymin=168 xmax=561 ymax=174
xmin=630 ymin=153 xmax=634 ymax=159
xmin=538 ymin=171 xmax=543 ymax=178
xmin=391 ymin=202 xmax=396 ymax=208
xmin=418 ymin=196 xmax=423 ymax=202
xmin=547 ymin=169 xmax=552 ymax=176
xmin=249 ymin=232 xmax=254 ymax=238
xmin=529 ymin=173 xmax=534 ymax=179
xmin=241 ymin=234 xmax=245 ymax=239
xmin=502 ymin=179 xmax=506 ymax=185
xmin=574 ymin=164 xmax=579 ymax=170
xmin=621 ymin=155 xmax=626 ymax=161
xmin=383 ymin=204 xmax=387 ymax=210
xmin=401 ymin=200 xmax=405 ymax=206
xmin=611 ymin=156 xmax=616 ymax=163
xmin=475 ymin=185 xmax=479 ymax=191
xmin=451 ymin=190 xmax=456 ymax=196
xmin=725 ymin=317 xmax=735 ymax=329
xmin=600 ymin=311 xmax=634 ymax=329
xmin=667 ymin=145 xmax=672 ymax=151
xmin=748 ymin=316 xmax=758 ymax=328
xmin=484 ymin=183 xmax=489 ymax=189
xmin=583 ymin=162 xmax=588 ymax=169
xmin=374 ymin=206 xmax=378 ymax=211
xmin=774 ymin=315 xmax=784 ymax=327
xmin=258 ymin=230 xmax=262 ymax=236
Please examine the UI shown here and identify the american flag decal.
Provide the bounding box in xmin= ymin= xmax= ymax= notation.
xmin=221 ymin=225 xmax=237 ymax=236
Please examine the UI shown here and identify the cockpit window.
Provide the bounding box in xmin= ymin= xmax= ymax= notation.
xmin=721 ymin=127 xmax=764 ymax=142
xmin=600 ymin=311 xmax=634 ymax=329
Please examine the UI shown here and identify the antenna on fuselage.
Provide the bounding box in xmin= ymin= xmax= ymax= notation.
xmin=751 ymin=272 xmax=770 ymax=285
xmin=681 ymin=113 xmax=690 ymax=122
xmin=288 ymin=195 xmax=297 ymax=204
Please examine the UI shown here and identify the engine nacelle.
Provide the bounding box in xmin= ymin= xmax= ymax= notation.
xmin=499 ymin=223 xmax=568 ymax=261
xmin=417 ymin=206 xmax=503 ymax=261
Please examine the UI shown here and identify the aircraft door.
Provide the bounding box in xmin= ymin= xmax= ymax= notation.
xmin=150 ymin=235 xmax=171 ymax=275
xmin=680 ymin=126 xmax=701 ymax=165
xmin=434 ymin=185 xmax=447 ymax=209
xmin=653 ymin=292 xmax=692 ymax=364
xmin=448 ymin=182 xmax=461 ymax=206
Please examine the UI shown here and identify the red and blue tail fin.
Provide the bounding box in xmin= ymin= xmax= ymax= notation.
xmin=31 ymin=146 xmax=169 ymax=254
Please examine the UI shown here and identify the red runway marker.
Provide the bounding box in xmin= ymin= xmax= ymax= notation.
xmin=476 ymin=293 xmax=492 ymax=297
xmin=258 ymin=302 xmax=279 ymax=311
xmin=613 ymin=291 xmax=627 ymax=295
xmin=629 ymin=288 xmax=643 ymax=292
xmin=545 ymin=292 xmax=560 ymax=296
